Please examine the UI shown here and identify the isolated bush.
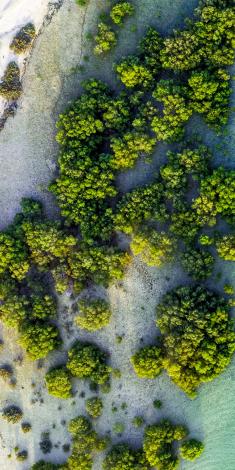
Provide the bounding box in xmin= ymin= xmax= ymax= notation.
xmin=181 ymin=247 xmax=214 ymax=280
xmin=0 ymin=62 xmax=22 ymax=100
xmin=16 ymin=450 xmax=28 ymax=461
xmin=131 ymin=229 xmax=175 ymax=267
xmin=179 ymin=439 xmax=204 ymax=461
xmin=0 ymin=365 xmax=13 ymax=381
xmin=85 ymin=397 xmax=103 ymax=418
xmin=94 ymin=23 xmax=117 ymax=55
xmin=76 ymin=299 xmax=111 ymax=331
xmin=216 ymin=235 xmax=235 ymax=261
xmin=67 ymin=342 xmax=111 ymax=385
xmin=45 ymin=367 xmax=72 ymax=399
xmin=19 ymin=322 xmax=61 ymax=360
xmin=110 ymin=2 xmax=134 ymax=24
xmin=10 ymin=23 xmax=36 ymax=54
xmin=143 ymin=420 xmax=188 ymax=470
xmin=157 ymin=286 xmax=235 ymax=397
xmin=2 ymin=405 xmax=23 ymax=423
xmin=21 ymin=422 xmax=32 ymax=433
xmin=131 ymin=345 xmax=163 ymax=379
xmin=116 ymin=56 xmax=153 ymax=88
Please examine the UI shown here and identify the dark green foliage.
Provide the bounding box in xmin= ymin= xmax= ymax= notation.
xmin=76 ymin=299 xmax=111 ymax=331
xmin=0 ymin=62 xmax=22 ymax=100
xmin=0 ymin=231 xmax=29 ymax=281
xmin=157 ymin=286 xmax=235 ymax=397
xmin=94 ymin=23 xmax=117 ymax=55
xmin=67 ymin=342 xmax=111 ymax=385
xmin=2 ymin=405 xmax=23 ymax=423
xmin=139 ymin=28 xmax=163 ymax=76
xmin=143 ymin=420 xmax=188 ymax=470
xmin=21 ymin=422 xmax=32 ymax=433
xmin=10 ymin=23 xmax=36 ymax=54
xmin=45 ymin=367 xmax=72 ymax=399
xmin=40 ymin=436 xmax=52 ymax=454
xmin=110 ymin=2 xmax=135 ymax=25
xmin=115 ymin=182 xmax=167 ymax=234
xmin=180 ymin=439 xmax=204 ymax=461
xmin=131 ymin=345 xmax=163 ymax=379
xmin=31 ymin=462 xmax=60 ymax=470
xmin=85 ymin=397 xmax=103 ymax=418
xmin=103 ymin=444 xmax=150 ymax=470
xmin=16 ymin=450 xmax=28 ymax=461
xmin=19 ymin=321 xmax=61 ymax=361
xmin=181 ymin=247 xmax=214 ymax=280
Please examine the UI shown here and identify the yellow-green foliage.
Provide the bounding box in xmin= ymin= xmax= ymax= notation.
xmin=110 ymin=2 xmax=134 ymax=24
xmin=193 ymin=168 xmax=235 ymax=226
xmin=179 ymin=439 xmax=204 ymax=461
xmin=0 ymin=233 xmax=29 ymax=281
xmin=110 ymin=132 xmax=156 ymax=169
xmin=143 ymin=420 xmax=188 ymax=470
xmin=131 ymin=345 xmax=163 ymax=379
xmin=131 ymin=229 xmax=175 ymax=267
xmin=45 ymin=367 xmax=72 ymax=399
xmin=10 ymin=23 xmax=36 ymax=54
xmin=116 ymin=56 xmax=153 ymax=88
xmin=0 ymin=295 xmax=28 ymax=328
xmin=85 ymin=397 xmax=103 ymax=418
xmin=0 ymin=62 xmax=22 ymax=100
xmin=23 ymin=221 xmax=77 ymax=269
xmin=19 ymin=322 xmax=61 ymax=361
xmin=67 ymin=416 xmax=108 ymax=470
xmin=152 ymin=80 xmax=192 ymax=142
xmin=94 ymin=23 xmax=117 ymax=55
xmin=157 ymin=286 xmax=235 ymax=397
xmin=216 ymin=235 xmax=235 ymax=261
xmin=76 ymin=299 xmax=111 ymax=331
xmin=67 ymin=341 xmax=111 ymax=385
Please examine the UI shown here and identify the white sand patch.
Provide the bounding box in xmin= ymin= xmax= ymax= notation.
xmin=0 ymin=0 xmax=60 ymax=117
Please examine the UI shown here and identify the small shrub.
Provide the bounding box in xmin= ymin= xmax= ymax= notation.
xmin=0 ymin=365 xmax=13 ymax=381
xmin=31 ymin=462 xmax=60 ymax=470
xmin=0 ymin=62 xmax=22 ymax=100
xmin=110 ymin=2 xmax=135 ymax=24
xmin=2 ymin=405 xmax=23 ymax=423
xmin=40 ymin=434 xmax=52 ymax=454
xmin=216 ymin=235 xmax=235 ymax=261
xmin=132 ymin=416 xmax=145 ymax=428
xmin=103 ymin=444 xmax=149 ymax=470
xmin=94 ymin=23 xmax=117 ymax=55
xmin=131 ymin=229 xmax=175 ymax=267
xmin=19 ymin=321 xmax=61 ymax=360
xmin=85 ymin=397 xmax=103 ymax=418
xmin=76 ymin=299 xmax=111 ymax=331
xmin=16 ymin=450 xmax=28 ymax=461
xmin=179 ymin=439 xmax=204 ymax=461
xmin=45 ymin=367 xmax=72 ymax=399
xmin=10 ymin=23 xmax=36 ymax=54
xmin=21 ymin=422 xmax=32 ymax=433
xmin=153 ymin=399 xmax=162 ymax=409
xmin=113 ymin=422 xmax=125 ymax=434
xmin=224 ymin=284 xmax=234 ymax=295
xmin=116 ymin=56 xmax=153 ymax=88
